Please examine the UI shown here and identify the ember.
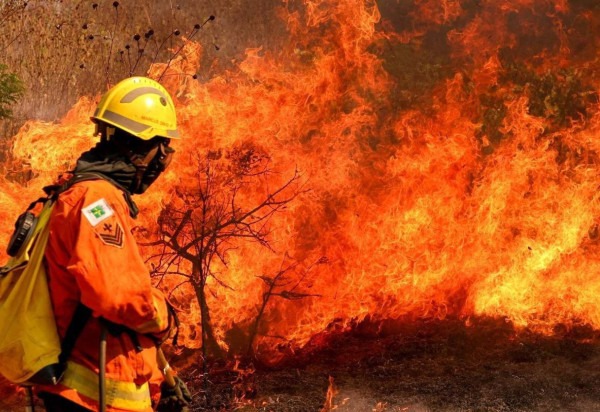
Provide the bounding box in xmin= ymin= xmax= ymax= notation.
xmin=321 ymin=376 xmax=337 ymax=411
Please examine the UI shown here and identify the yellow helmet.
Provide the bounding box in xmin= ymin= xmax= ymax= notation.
xmin=92 ymin=76 xmax=179 ymax=140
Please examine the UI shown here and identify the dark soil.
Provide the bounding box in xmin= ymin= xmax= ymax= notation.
xmin=3 ymin=316 xmax=600 ymax=412
xmin=183 ymin=317 xmax=600 ymax=412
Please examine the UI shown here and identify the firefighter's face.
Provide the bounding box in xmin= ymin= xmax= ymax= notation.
xmin=134 ymin=138 xmax=174 ymax=194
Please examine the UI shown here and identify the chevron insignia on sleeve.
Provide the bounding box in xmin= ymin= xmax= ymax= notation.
xmin=98 ymin=221 xmax=124 ymax=248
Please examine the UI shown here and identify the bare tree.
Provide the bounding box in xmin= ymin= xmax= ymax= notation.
xmin=143 ymin=142 xmax=306 ymax=361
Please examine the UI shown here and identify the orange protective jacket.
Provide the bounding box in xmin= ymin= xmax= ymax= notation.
xmin=37 ymin=178 xmax=170 ymax=411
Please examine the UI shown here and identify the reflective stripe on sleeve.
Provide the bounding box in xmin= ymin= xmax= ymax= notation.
xmin=61 ymin=361 xmax=152 ymax=411
xmin=133 ymin=295 xmax=165 ymax=334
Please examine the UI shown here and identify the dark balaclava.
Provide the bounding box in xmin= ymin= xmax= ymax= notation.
xmin=74 ymin=125 xmax=174 ymax=195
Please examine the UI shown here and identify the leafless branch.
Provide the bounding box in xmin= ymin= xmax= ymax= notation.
xmin=247 ymin=254 xmax=324 ymax=357
xmin=168 ymin=279 xmax=191 ymax=302
xmin=143 ymin=147 xmax=307 ymax=359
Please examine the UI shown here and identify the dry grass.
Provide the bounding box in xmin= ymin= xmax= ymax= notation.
xmin=0 ymin=0 xmax=285 ymax=137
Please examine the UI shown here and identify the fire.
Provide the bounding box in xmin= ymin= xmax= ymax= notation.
xmin=320 ymin=376 xmax=338 ymax=412
xmin=3 ymin=0 xmax=600 ymax=362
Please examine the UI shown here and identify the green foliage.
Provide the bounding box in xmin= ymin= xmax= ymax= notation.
xmin=501 ymin=63 xmax=598 ymax=128
xmin=0 ymin=64 xmax=24 ymax=119
xmin=476 ymin=64 xmax=598 ymax=154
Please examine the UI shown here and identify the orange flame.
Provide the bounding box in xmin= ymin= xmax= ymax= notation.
xmin=4 ymin=0 xmax=600 ymax=361
xmin=320 ymin=376 xmax=338 ymax=412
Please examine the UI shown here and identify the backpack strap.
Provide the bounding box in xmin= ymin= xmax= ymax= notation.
xmin=43 ymin=172 xmax=139 ymax=218
xmin=58 ymin=304 xmax=92 ymax=366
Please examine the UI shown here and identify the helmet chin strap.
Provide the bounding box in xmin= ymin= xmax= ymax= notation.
xmin=133 ymin=142 xmax=174 ymax=194
xmin=95 ymin=123 xmax=117 ymax=142
xmin=101 ymin=129 xmax=159 ymax=192
xmin=127 ymin=145 xmax=161 ymax=193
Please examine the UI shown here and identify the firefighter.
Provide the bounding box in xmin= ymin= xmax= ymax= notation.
xmin=37 ymin=77 xmax=191 ymax=412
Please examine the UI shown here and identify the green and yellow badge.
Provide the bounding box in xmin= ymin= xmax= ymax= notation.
xmin=82 ymin=198 xmax=115 ymax=227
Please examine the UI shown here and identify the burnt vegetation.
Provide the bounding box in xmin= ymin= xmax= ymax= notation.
xmin=146 ymin=143 xmax=305 ymax=355
xmin=138 ymin=143 xmax=315 ymax=407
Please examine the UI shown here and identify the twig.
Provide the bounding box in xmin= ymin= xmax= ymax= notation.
xmin=158 ymin=15 xmax=215 ymax=81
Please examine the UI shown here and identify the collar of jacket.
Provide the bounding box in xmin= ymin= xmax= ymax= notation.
xmin=72 ymin=149 xmax=140 ymax=218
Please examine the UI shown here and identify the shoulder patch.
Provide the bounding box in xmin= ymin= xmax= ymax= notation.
xmin=97 ymin=221 xmax=124 ymax=248
xmin=82 ymin=198 xmax=115 ymax=227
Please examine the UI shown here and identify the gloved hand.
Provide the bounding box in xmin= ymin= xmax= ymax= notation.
xmin=157 ymin=376 xmax=192 ymax=412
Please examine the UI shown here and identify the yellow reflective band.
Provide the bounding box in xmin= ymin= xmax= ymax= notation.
xmin=61 ymin=361 xmax=152 ymax=411
xmin=166 ymin=128 xmax=180 ymax=138
xmin=119 ymin=87 xmax=169 ymax=103
xmin=152 ymin=295 xmax=165 ymax=331
xmin=134 ymin=296 xmax=164 ymax=334
xmin=102 ymin=110 xmax=150 ymax=133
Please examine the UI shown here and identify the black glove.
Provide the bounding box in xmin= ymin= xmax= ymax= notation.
xmin=157 ymin=376 xmax=192 ymax=412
